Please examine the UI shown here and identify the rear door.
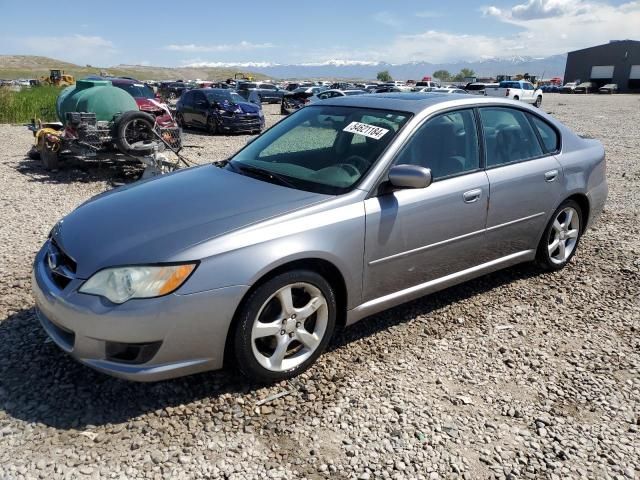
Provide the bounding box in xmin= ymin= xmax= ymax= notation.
xmin=363 ymin=108 xmax=489 ymax=301
xmin=480 ymin=107 xmax=565 ymax=259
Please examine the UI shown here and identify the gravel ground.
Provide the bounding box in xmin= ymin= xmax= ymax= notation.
xmin=0 ymin=97 xmax=638 ymax=480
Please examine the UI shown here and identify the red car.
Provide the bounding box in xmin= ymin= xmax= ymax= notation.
xmin=108 ymin=77 xmax=176 ymax=128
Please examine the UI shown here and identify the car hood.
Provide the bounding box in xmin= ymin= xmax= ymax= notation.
xmin=217 ymin=101 xmax=261 ymax=114
xmin=52 ymin=165 xmax=329 ymax=278
xmin=135 ymin=97 xmax=169 ymax=113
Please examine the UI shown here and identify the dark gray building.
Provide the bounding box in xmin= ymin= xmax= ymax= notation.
xmin=564 ymin=40 xmax=640 ymax=93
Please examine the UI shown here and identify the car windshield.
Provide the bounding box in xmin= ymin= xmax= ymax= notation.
xmin=204 ymin=90 xmax=245 ymax=104
xmin=119 ymin=83 xmax=155 ymax=99
xmin=229 ymin=105 xmax=411 ymax=194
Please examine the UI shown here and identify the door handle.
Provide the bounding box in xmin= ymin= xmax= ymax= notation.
xmin=544 ymin=170 xmax=559 ymax=182
xmin=463 ymin=189 xmax=482 ymax=203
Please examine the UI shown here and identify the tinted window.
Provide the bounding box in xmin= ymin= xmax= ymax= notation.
xmin=480 ymin=108 xmax=543 ymax=167
xmin=529 ymin=115 xmax=559 ymax=153
xmin=394 ymin=109 xmax=479 ymax=179
xmin=261 ymin=84 xmax=276 ymax=90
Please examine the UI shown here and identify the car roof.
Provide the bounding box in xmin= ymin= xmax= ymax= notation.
xmin=318 ymin=93 xmax=530 ymax=114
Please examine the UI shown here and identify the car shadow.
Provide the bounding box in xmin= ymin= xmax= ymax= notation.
xmin=15 ymin=153 xmax=145 ymax=186
xmin=0 ymin=263 xmax=541 ymax=430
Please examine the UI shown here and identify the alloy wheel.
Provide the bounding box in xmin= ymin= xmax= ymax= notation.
xmin=547 ymin=206 xmax=580 ymax=265
xmin=250 ymin=282 xmax=328 ymax=372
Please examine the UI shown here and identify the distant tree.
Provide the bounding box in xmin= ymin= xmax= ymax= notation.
xmin=452 ymin=68 xmax=477 ymax=82
xmin=432 ymin=70 xmax=451 ymax=82
xmin=377 ymin=70 xmax=392 ymax=82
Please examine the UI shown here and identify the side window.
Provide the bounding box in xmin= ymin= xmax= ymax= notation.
xmin=182 ymin=91 xmax=193 ymax=106
xmin=394 ymin=109 xmax=480 ymax=179
xmin=193 ymin=92 xmax=205 ymax=105
xmin=262 ymin=84 xmax=276 ymax=90
xmin=480 ymin=107 xmax=543 ymax=167
xmin=529 ymin=114 xmax=559 ymax=153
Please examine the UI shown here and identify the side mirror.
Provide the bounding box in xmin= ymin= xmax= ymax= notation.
xmin=388 ymin=164 xmax=432 ymax=189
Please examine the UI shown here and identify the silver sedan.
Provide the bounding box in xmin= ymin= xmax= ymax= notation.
xmin=33 ymin=93 xmax=607 ymax=382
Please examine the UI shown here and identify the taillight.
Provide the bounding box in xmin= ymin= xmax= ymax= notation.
xmin=506 ymin=89 xmax=510 ymax=96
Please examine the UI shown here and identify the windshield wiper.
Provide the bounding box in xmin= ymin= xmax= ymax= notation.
xmin=233 ymin=163 xmax=298 ymax=189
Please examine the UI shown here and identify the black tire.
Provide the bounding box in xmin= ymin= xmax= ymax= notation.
xmin=536 ymin=199 xmax=583 ymax=271
xmin=114 ymin=111 xmax=156 ymax=156
xmin=513 ymin=95 xmax=519 ymax=100
xmin=232 ymin=269 xmax=337 ymax=383
xmin=534 ymin=96 xmax=542 ymax=108
xmin=206 ymin=116 xmax=219 ymax=135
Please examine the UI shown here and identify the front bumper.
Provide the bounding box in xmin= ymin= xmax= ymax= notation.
xmin=32 ymin=242 xmax=249 ymax=381
xmin=218 ymin=113 xmax=264 ymax=133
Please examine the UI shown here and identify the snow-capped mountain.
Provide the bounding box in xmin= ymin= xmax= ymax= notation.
xmin=184 ymin=55 xmax=567 ymax=80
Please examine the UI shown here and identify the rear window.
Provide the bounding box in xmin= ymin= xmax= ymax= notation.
xmin=499 ymin=81 xmax=521 ymax=89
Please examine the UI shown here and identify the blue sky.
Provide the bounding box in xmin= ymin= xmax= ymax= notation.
xmin=1 ymin=0 xmax=638 ymax=66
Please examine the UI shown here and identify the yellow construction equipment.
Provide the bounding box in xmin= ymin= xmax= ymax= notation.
xmin=40 ymin=69 xmax=75 ymax=86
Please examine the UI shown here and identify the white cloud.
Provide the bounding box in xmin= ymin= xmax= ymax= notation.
xmin=375 ymin=0 xmax=640 ymax=63
xmin=14 ymin=34 xmax=116 ymax=65
xmin=486 ymin=0 xmax=589 ymax=20
xmin=372 ymin=11 xmax=403 ymax=28
xmin=165 ymin=41 xmax=274 ymax=52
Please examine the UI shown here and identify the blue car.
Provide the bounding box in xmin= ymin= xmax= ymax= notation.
xmin=176 ymin=88 xmax=264 ymax=135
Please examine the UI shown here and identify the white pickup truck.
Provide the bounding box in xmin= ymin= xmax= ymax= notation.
xmin=485 ymin=80 xmax=543 ymax=107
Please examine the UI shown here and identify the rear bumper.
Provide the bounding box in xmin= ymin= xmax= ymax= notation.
xmin=586 ymin=178 xmax=608 ymax=230
xmin=32 ymin=243 xmax=249 ymax=381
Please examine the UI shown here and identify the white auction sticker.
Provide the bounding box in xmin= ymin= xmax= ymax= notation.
xmin=343 ymin=121 xmax=389 ymax=140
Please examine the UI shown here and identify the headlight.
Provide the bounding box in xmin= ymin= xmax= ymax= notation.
xmin=79 ymin=263 xmax=197 ymax=304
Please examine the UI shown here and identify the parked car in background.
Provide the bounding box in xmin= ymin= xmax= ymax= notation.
xmin=237 ymin=82 xmax=285 ymax=103
xmin=374 ymin=86 xmax=402 ymax=93
xmin=281 ymin=86 xmax=327 ymax=114
xmin=598 ymin=83 xmax=618 ymax=94
xmin=574 ymin=82 xmax=597 ymax=94
xmin=330 ymin=82 xmax=356 ymax=90
xmin=485 ymin=80 xmax=543 ymax=107
xmin=429 ymin=87 xmax=469 ymax=94
xmin=414 ymin=80 xmax=440 ymax=90
xmin=464 ymin=82 xmax=497 ymax=95
xmin=159 ymin=81 xmax=191 ymax=100
xmin=108 ymin=78 xmax=173 ymax=121
xmin=175 ymin=88 xmax=264 ymax=134
xmin=33 ymin=94 xmax=607 ymax=382
xmin=561 ymin=82 xmax=580 ymax=93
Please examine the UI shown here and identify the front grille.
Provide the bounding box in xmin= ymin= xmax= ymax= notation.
xmin=47 ymin=239 xmax=77 ymax=290
xmin=50 ymin=239 xmax=77 ymax=274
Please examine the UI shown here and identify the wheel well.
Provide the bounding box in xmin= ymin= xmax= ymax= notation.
xmin=223 ymin=258 xmax=348 ymax=366
xmin=566 ymin=193 xmax=590 ymax=231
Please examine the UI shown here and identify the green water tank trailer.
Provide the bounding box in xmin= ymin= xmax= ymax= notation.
xmin=56 ymin=79 xmax=138 ymax=124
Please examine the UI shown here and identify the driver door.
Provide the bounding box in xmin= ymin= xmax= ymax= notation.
xmin=191 ymin=91 xmax=208 ymax=127
xmin=363 ymin=108 xmax=490 ymax=302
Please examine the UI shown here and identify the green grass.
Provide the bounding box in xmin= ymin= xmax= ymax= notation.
xmin=0 ymin=86 xmax=60 ymax=124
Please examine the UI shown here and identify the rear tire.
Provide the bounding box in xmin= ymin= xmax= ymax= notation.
xmin=513 ymin=95 xmax=519 ymax=100
xmin=232 ymin=270 xmax=336 ymax=383
xmin=536 ymin=200 xmax=583 ymax=271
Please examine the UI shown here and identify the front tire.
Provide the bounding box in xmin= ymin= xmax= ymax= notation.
xmin=536 ymin=200 xmax=583 ymax=271
xmin=232 ymin=270 xmax=337 ymax=383
xmin=534 ymin=95 xmax=542 ymax=108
